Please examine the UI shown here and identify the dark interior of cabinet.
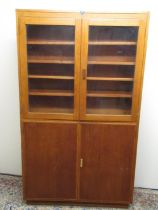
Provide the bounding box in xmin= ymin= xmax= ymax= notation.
xmin=25 ymin=24 xmax=139 ymax=116
xmin=87 ymin=80 xmax=133 ymax=92
xmin=26 ymin=24 xmax=75 ymax=114
xmin=88 ymin=45 xmax=136 ymax=56
xmin=87 ymin=97 xmax=132 ymax=115
xmin=87 ymin=65 xmax=134 ymax=78
xmin=89 ymin=26 xmax=138 ymax=41
xmin=29 ymin=96 xmax=73 ymax=113
xmin=28 ymin=79 xmax=74 ymax=113
xmin=86 ymin=25 xmax=138 ymax=116
xmin=27 ymin=45 xmax=74 ymax=57
xmin=87 ymin=80 xmax=133 ymax=115
xmin=28 ymin=64 xmax=74 ymax=76
xmin=27 ymin=25 xmax=75 ymax=41
xmin=29 ymin=79 xmax=74 ymax=91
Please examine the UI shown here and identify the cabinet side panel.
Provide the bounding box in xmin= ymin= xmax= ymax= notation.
xmin=22 ymin=122 xmax=77 ymax=201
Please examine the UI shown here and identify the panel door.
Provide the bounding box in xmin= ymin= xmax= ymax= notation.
xmin=22 ymin=122 xmax=78 ymax=201
xmin=80 ymin=123 xmax=137 ymax=204
xmin=18 ymin=15 xmax=81 ymax=120
xmin=80 ymin=14 xmax=147 ymax=121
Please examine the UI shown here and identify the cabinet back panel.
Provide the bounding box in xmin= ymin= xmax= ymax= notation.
xmin=29 ymin=79 xmax=74 ymax=90
xmin=88 ymin=45 xmax=136 ymax=57
xmin=87 ymin=81 xmax=133 ymax=91
xmin=28 ymin=64 xmax=74 ymax=76
xmin=89 ymin=26 xmax=138 ymax=41
xmin=87 ymin=65 xmax=134 ymax=78
xmin=27 ymin=45 xmax=74 ymax=57
xmin=27 ymin=25 xmax=75 ymax=41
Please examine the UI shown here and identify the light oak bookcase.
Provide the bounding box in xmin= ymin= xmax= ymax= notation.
xmin=16 ymin=10 xmax=149 ymax=207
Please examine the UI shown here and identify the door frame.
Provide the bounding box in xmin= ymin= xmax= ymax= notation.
xmin=18 ymin=15 xmax=81 ymax=120
xmin=79 ymin=14 xmax=147 ymax=122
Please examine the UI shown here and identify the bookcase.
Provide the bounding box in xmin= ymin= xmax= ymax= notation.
xmin=16 ymin=10 xmax=149 ymax=207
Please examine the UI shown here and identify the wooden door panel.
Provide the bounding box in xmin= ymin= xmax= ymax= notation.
xmin=80 ymin=123 xmax=136 ymax=203
xmin=23 ymin=122 xmax=77 ymax=200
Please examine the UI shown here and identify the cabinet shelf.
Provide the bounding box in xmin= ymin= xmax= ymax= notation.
xmin=28 ymin=55 xmax=74 ymax=64
xmin=88 ymin=56 xmax=135 ymax=65
xmin=87 ymin=107 xmax=131 ymax=115
xmin=87 ymin=90 xmax=132 ymax=98
xmin=87 ymin=76 xmax=133 ymax=81
xmin=28 ymin=75 xmax=74 ymax=80
xmin=27 ymin=39 xmax=75 ymax=45
xmin=89 ymin=40 xmax=137 ymax=46
xmin=29 ymin=89 xmax=74 ymax=97
xmin=30 ymin=105 xmax=73 ymax=114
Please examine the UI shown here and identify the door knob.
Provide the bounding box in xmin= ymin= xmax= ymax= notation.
xmin=80 ymin=158 xmax=83 ymax=168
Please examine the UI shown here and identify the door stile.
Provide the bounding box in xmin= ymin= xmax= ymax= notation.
xmin=19 ymin=18 xmax=29 ymax=119
xmin=131 ymin=20 xmax=146 ymax=118
xmin=74 ymin=18 xmax=82 ymax=120
xmin=80 ymin=19 xmax=89 ymax=120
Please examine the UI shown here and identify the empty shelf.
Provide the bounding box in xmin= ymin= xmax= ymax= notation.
xmin=88 ymin=56 xmax=135 ymax=65
xmin=89 ymin=40 xmax=137 ymax=46
xmin=28 ymin=75 xmax=74 ymax=80
xmin=87 ymin=77 xmax=133 ymax=81
xmin=27 ymin=39 xmax=75 ymax=45
xmin=28 ymin=55 xmax=74 ymax=64
xmin=87 ymin=90 xmax=132 ymax=98
xmin=29 ymin=89 xmax=74 ymax=97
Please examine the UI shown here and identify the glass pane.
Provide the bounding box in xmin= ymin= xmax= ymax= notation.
xmin=26 ymin=25 xmax=75 ymax=114
xmin=87 ymin=26 xmax=138 ymax=115
xmin=89 ymin=26 xmax=138 ymax=41
xmin=87 ymin=98 xmax=131 ymax=115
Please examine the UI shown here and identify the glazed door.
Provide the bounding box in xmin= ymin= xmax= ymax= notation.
xmin=80 ymin=16 xmax=146 ymax=121
xmin=18 ymin=16 xmax=81 ymax=120
xmin=79 ymin=123 xmax=136 ymax=203
xmin=23 ymin=122 xmax=78 ymax=201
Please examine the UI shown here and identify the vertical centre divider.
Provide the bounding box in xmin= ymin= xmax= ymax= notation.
xmin=80 ymin=18 xmax=89 ymax=119
xmin=76 ymin=123 xmax=81 ymax=200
